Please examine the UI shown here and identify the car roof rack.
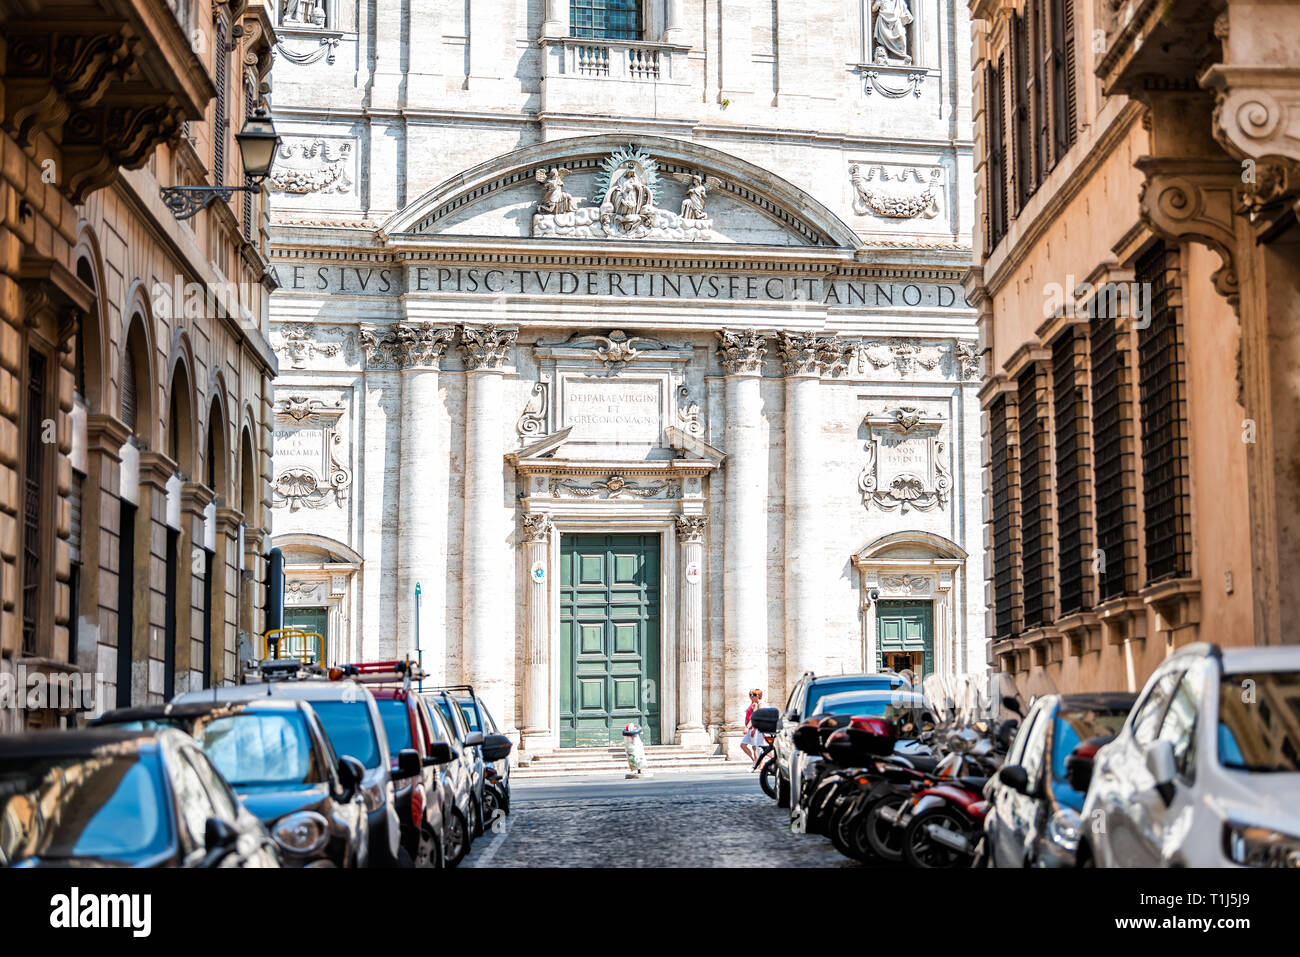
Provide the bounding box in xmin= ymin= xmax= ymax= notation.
xmin=328 ymin=656 xmax=426 ymax=691
xmin=423 ymin=684 xmax=477 ymax=698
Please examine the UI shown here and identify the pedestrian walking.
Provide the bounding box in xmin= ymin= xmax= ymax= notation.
xmin=741 ymin=689 xmax=765 ymax=767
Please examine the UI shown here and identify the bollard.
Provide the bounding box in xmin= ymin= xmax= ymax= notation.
xmin=622 ymin=722 xmax=652 ymax=778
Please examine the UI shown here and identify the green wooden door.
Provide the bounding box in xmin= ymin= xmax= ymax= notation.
xmin=559 ymin=533 xmax=661 ymax=747
xmin=283 ymin=606 xmax=329 ymax=663
xmin=876 ymin=600 xmax=934 ymax=682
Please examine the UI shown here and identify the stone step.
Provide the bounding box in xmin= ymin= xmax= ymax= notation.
xmin=513 ymin=756 xmax=745 ymax=779
xmin=521 ymin=748 xmax=719 ymax=764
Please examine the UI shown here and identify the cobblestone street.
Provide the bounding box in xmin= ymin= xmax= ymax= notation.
xmin=463 ymin=770 xmax=859 ymax=868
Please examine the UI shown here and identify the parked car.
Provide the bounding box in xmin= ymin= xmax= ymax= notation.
xmin=174 ymin=677 xmax=405 ymax=867
xmin=770 ymin=671 xmax=912 ymax=810
xmin=985 ymin=692 xmax=1135 ymax=867
xmin=448 ymin=689 xmax=513 ymax=822
xmin=425 ymin=689 xmax=486 ymax=837
xmin=0 ymin=728 xmax=279 ymax=868
xmin=1080 ymin=643 xmax=1300 ymax=867
xmin=372 ymin=686 xmax=455 ymax=867
xmin=95 ymin=699 xmax=370 ymax=868
xmin=418 ymin=697 xmax=476 ymax=866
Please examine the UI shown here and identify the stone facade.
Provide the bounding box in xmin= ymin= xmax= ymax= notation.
xmin=967 ymin=0 xmax=1300 ymax=697
xmin=0 ymin=1 xmax=278 ymax=730
xmin=268 ymin=0 xmax=984 ymax=754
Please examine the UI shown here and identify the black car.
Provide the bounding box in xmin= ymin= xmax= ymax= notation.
xmin=424 ymin=690 xmax=486 ymax=837
xmin=449 ymin=690 xmax=513 ymax=822
xmin=0 ymin=728 xmax=279 ymax=868
xmin=985 ymin=691 xmax=1136 ymax=868
xmin=95 ymin=699 xmax=370 ymax=868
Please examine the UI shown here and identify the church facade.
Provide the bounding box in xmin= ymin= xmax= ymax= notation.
xmin=266 ymin=0 xmax=984 ymax=754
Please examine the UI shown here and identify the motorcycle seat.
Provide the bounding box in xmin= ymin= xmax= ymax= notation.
xmin=895 ymin=754 xmax=940 ymax=773
xmin=957 ymin=776 xmax=989 ymax=792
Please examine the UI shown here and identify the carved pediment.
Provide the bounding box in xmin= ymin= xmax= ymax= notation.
xmin=381 ymin=134 xmax=860 ymax=249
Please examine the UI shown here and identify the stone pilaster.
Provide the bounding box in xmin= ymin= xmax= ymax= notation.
xmin=395 ymin=324 xmax=454 ymax=670
xmin=664 ymin=0 xmax=685 ymax=44
xmin=542 ymin=0 xmax=568 ymax=38
xmin=675 ymin=514 xmax=709 ymax=745
xmin=776 ymin=332 xmax=832 ymax=693
xmin=717 ymin=329 xmax=767 ymax=757
xmin=521 ymin=512 xmax=553 ymax=751
xmin=459 ymin=324 xmax=518 ymax=729
xmin=178 ymin=481 xmax=216 ymax=692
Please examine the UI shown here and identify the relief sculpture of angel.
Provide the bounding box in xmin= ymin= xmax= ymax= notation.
xmin=672 ymin=172 xmax=723 ymax=220
xmin=534 ymin=166 xmax=578 ymax=214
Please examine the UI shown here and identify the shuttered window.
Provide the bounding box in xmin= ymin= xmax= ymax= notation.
xmin=1091 ymin=303 xmax=1137 ymax=600
xmin=1011 ymin=13 xmax=1033 ymax=210
xmin=214 ymin=19 xmax=228 ymax=184
xmin=121 ymin=347 xmax=137 ymax=433
xmin=1053 ymin=328 xmax=1092 ymax=615
xmin=986 ymin=57 xmax=1009 ymax=249
xmin=22 ymin=348 xmax=48 ymax=654
xmin=990 ymin=395 xmax=1019 ymax=638
xmin=1018 ymin=362 xmax=1054 ymax=628
xmin=1136 ymin=241 xmax=1191 ymax=583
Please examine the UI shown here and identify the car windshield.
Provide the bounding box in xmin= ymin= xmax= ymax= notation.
xmin=813 ymin=693 xmax=927 ymax=724
xmin=199 ymin=713 xmax=321 ymax=788
xmin=1217 ymin=671 xmax=1300 ymax=773
xmin=805 ymin=678 xmax=902 ymax=716
xmin=456 ymin=698 xmax=482 ymax=733
xmin=377 ymin=699 xmax=414 ymax=756
xmin=0 ymin=752 xmax=173 ymax=865
xmin=309 ymin=701 xmax=381 ymax=769
xmin=1049 ymin=708 xmax=1131 ymax=807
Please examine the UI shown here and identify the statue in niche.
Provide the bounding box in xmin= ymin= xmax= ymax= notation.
xmin=672 ymin=172 xmax=723 ymax=220
xmin=533 ymin=166 xmax=578 ymax=214
xmin=283 ymin=0 xmax=327 ymax=27
xmin=602 ymin=160 xmax=657 ymax=232
xmin=872 ymin=0 xmax=913 ymax=65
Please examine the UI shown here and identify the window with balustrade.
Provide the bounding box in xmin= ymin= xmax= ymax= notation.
xmin=571 ymin=0 xmax=643 ymax=41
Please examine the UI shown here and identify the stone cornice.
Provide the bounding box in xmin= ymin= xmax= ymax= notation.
xmin=1002 ymin=344 xmax=1051 ymax=379
xmin=137 ymin=450 xmax=179 ymax=489
xmin=85 ymin=413 xmax=132 ymax=459
xmin=509 ymin=458 xmax=719 ymax=478
xmin=215 ymin=506 xmax=245 ymax=535
xmin=180 ymin=481 xmax=216 ymax=516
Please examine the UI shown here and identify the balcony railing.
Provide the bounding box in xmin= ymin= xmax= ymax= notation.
xmin=553 ymin=37 xmax=684 ymax=82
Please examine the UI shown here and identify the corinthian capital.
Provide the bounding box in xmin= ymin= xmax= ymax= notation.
xmin=459 ymin=324 xmax=518 ymax=371
xmin=715 ymin=329 xmax=768 ymax=375
xmin=675 ymin=515 xmax=707 ymax=544
xmin=522 ymin=512 xmax=553 ymax=543
xmin=393 ymin=323 xmax=455 ymax=370
xmin=777 ymin=331 xmax=854 ymax=378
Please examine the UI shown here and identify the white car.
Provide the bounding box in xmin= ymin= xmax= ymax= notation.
xmin=1080 ymin=642 xmax=1300 ymax=867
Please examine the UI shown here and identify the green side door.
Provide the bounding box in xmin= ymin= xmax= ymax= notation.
xmin=876 ymin=600 xmax=934 ymax=681
xmin=559 ymin=533 xmax=661 ymax=747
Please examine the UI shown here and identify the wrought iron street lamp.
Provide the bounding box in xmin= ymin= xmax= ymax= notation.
xmin=159 ymin=108 xmax=281 ymax=221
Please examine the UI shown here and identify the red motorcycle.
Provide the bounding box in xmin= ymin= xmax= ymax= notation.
xmin=898 ymin=773 xmax=990 ymax=868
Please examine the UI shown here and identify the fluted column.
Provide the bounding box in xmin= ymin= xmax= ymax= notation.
xmin=675 ymin=515 xmax=709 ymax=745
xmin=776 ymin=332 xmax=850 ymax=692
xmin=521 ymin=512 xmax=553 ymax=751
xmin=717 ymin=329 xmax=768 ymax=757
xmin=664 ymin=0 xmax=685 ymax=44
xmin=542 ymin=0 xmax=568 ymax=37
xmin=395 ymin=324 xmax=454 ymax=674
xmin=459 ymin=324 xmax=518 ymax=729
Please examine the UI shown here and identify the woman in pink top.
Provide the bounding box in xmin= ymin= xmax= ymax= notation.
xmin=741 ymin=688 xmax=765 ymax=767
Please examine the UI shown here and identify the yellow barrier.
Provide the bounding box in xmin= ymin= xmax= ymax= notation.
xmin=259 ymin=627 xmax=325 ymax=666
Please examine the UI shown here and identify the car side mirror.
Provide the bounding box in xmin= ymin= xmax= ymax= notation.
xmin=463 ymin=731 xmax=484 ymax=748
xmin=394 ymin=748 xmax=422 ymax=780
xmin=199 ymin=817 xmax=240 ymax=867
xmin=998 ymin=764 xmax=1031 ymax=795
xmin=337 ymin=755 xmax=364 ymax=801
xmin=426 ymin=742 xmax=455 ymax=766
xmin=481 ymin=733 xmax=513 ymax=762
xmin=1144 ymin=739 xmax=1177 ymax=805
xmin=1001 ymin=695 xmax=1023 ymax=717
xmin=786 ymin=710 xmax=800 ymax=724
